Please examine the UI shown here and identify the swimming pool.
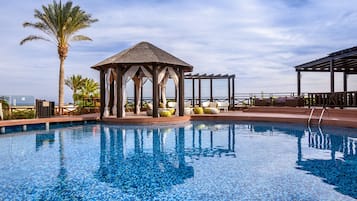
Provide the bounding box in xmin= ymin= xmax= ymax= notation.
xmin=0 ymin=121 xmax=356 ymax=200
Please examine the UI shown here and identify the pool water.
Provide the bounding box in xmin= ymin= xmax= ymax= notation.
xmin=0 ymin=121 xmax=356 ymax=200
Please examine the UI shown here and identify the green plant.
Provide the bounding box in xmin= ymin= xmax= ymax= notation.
xmin=11 ymin=110 xmax=35 ymax=119
xmin=20 ymin=1 xmax=97 ymax=114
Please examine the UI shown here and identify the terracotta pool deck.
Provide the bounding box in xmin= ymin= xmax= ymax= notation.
xmin=0 ymin=107 xmax=356 ymax=133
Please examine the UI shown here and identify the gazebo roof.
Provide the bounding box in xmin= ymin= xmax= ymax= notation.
xmin=92 ymin=41 xmax=193 ymax=72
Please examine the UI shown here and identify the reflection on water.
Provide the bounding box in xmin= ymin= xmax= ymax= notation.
xmin=95 ymin=123 xmax=236 ymax=198
xmin=297 ymin=127 xmax=357 ymax=199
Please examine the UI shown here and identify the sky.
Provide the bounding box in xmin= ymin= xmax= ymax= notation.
xmin=0 ymin=0 xmax=357 ymax=103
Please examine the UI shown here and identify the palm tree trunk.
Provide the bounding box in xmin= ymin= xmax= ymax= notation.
xmin=58 ymin=56 xmax=65 ymax=115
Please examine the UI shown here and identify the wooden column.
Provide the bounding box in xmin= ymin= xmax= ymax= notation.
xmin=343 ymin=71 xmax=348 ymax=92
xmin=179 ymin=68 xmax=184 ymax=116
xmin=134 ymin=80 xmax=138 ymax=114
xmin=198 ymin=78 xmax=202 ymax=106
xmin=116 ymin=67 xmax=123 ymax=118
xmin=210 ymin=78 xmax=213 ymax=102
xmin=192 ymin=79 xmax=195 ymax=106
xmin=232 ymin=77 xmax=235 ymax=109
xmin=140 ymin=85 xmax=143 ymax=109
xmin=100 ymin=69 xmax=105 ymax=119
xmin=228 ymin=77 xmax=231 ymax=106
xmin=152 ymin=65 xmax=159 ymax=118
xmin=109 ymin=81 xmax=114 ymax=115
xmin=297 ymin=71 xmax=301 ymax=96
xmin=330 ymin=59 xmax=335 ymax=93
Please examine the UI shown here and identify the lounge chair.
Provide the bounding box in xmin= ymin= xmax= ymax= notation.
xmin=216 ymin=101 xmax=229 ymax=112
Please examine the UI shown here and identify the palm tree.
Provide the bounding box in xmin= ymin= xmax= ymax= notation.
xmin=20 ymin=1 xmax=98 ymax=114
xmin=80 ymin=78 xmax=99 ymax=98
xmin=65 ymin=74 xmax=85 ymax=105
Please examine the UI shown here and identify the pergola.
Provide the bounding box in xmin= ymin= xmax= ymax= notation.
xmin=295 ymin=46 xmax=357 ymax=96
xmin=92 ymin=41 xmax=193 ymax=119
xmin=184 ymin=73 xmax=236 ymax=108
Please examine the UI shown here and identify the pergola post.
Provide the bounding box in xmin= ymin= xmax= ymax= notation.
xmin=179 ymin=68 xmax=184 ymax=116
xmin=116 ymin=67 xmax=123 ymax=118
xmin=343 ymin=71 xmax=348 ymax=92
xmin=232 ymin=77 xmax=235 ymax=109
xmin=210 ymin=78 xmax=213 ymax=102
xmin=228 ymin=77 xmax=231 ymax=106
xmin=152 ymin=65 xmax=159 ymax=118
xmin=100 ymin=69 xmax=105 ymax=119
xmin=192 ymin=79 xmax=195 ymax=107
xmin=297 ymin=71 xmax=301 ymax=96
xmin=330 ymin=59 xmax=335 ymax=93
xmin=198 ymin=78 xmax=202 ymax=107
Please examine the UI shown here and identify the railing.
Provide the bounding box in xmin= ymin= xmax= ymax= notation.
xmin=308 ymin=91 xmax=357 ymax=108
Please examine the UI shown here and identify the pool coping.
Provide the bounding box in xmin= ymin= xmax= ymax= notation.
xmin=0 ymin=107 xmax=357 ymax=134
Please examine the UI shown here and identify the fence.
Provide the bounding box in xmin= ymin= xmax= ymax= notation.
xmin=308 ymin=91 xmax=357 ymax=108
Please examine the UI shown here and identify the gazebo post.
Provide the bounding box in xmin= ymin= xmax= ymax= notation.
xmin=192 ymin=79 xmax=195 ymax=107
xmin=297 ymin=71 xmax=301 ymax=96
xmin=140 ymin=85 xmax=143 ymax=109
xmin=109 ymin=81 xmax=114 ymax=115
xmin=198 ymin=78 xmax=202 ymax=107
xmin=152 ymin=65 xmax=159 ymax=118
xmin=116 ymin=66 xmax=123 ymax=118
xmin=100 ymin=69 xmax=105 ymax=119
xmin=210 ymin=78 xmax=213 ymax=102
xmin=330 ymin=59 xmax=335 ymax=93
xmin=179 ymin=67 xmax=184 ymax=116
xmin=134 ymin=79 xmax=137 ymax=114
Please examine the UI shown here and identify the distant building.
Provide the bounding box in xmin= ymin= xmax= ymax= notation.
xmin=0 ymin=95 xmax=35 ymax=106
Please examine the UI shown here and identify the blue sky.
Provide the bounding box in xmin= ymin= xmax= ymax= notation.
xmin=0 ymin=0 xmax=357 ymax=103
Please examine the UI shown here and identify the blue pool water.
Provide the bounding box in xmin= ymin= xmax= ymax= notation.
xmin=0 ymin=121 xmax=356 ymax=200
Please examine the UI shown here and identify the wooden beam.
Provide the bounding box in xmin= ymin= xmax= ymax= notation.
xmin=198 ymin=78 xmax=202 ymax=107
xmin=100 ymin=69 xmax=105 ymax=119
xmin=109 ymin=80 xmax=114 ymax=115
xmin=232 ymin=78 xmax=235 ymax=108
xmin=330 ymin=59 xmax=335 ymax=93
xmin=343 ymin=71 xmax=348 ymax=92
xmin=210 ymin=78 xmax=213 ymax=102
xmin=297 ymin=71 xmax=301 ymax=96
xmin=179 ymin=67 xmax=184 ymax=116
xmin=152 ymin=65 xmax=159 ymax=118
xmin=116 ymin=67 xmax=123 ymax=118
xmin=228 ymin=77 xmax=231 ymax=106
xmin=192 ymin=78 xmax=195 ymax=107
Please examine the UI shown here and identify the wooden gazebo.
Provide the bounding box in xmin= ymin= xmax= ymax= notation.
xmin=295 ymin=46 xmax=357 ymax=96
xmin=92 ymin=41 xmax=193 ymax=119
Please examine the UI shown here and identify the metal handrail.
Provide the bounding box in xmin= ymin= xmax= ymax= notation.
xmin=318 ymin=108 xmax=325 ymax=125
xmin=308 ymin=108 xmax=315 ymax=125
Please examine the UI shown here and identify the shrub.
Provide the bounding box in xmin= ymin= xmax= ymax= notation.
xmin=11 ymin=110 xmax=35 ymax=119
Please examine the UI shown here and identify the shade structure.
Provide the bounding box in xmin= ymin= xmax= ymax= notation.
xmin=295 ymin=46 xmax=357 ymax=95
xmin=92 ymin=41 xmax=193 ymax=119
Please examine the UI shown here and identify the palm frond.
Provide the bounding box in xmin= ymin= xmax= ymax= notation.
xmin=71 ymin=35 xmax=92 ymax=42
xmin=20 ymin=35 xmax=50 ymax=45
